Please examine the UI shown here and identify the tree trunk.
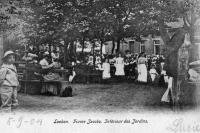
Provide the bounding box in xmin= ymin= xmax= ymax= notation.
xmin=100 ymin=39 xmax=103 ymax=55
xmin=116 ymin=38 xmax=121 ymax=53
xmin=74 ymin=40 xmax=77 ymax=58
xmin=100 ymin=39 xmax=103 ymax=62
xmin=64 ymin=38 xmax=69 ymax=68
xmin=70 ymin=40 xmax=74 ymax=60
xmin=158 ymin=18 xmax=170 ymax=45
xmin=189 ymin=25 xmax=195 ymax=62
xmin=0 ymin=35 xmax=4 ymax=65
xmin=162 ymin=28 xmax=188 ymax=110
xmin=93 ymin=41 xmax=95 ymax=69
xmin=164 ymin=28 xmax=187 ymax=78
xmin=49 ymin=44 xmax=52 ymax=62
xmin=82 ymin=37 xmax=85 ymax=54
xmin=111 ymin=38 xmax=115 ymax=54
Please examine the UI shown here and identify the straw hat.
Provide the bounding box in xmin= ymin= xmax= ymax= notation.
xmin=2 ymin=50 xmax=15 ymax=60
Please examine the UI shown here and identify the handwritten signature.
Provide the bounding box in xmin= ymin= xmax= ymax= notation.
xmin=7 ymin=116 xmax=43 ymax=128
xmin=167 ymin=118 xmax=200 ymax=133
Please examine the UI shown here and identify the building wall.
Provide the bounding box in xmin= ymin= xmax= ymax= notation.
xmin=129 ymin=41 xmax=140 ymax=54
xmin=128 ymin=35 xmax=165 ymax=55
xmin=144 ymin=35 xmax=154 ymax=55
xmin=104 ymin=35 xmax=165 ymax=55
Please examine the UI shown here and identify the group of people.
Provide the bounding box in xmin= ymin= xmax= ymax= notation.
xmin=17 ymin=46 xmax=167 ymax=85
xmin=95 ymin=51 xmax=167 ymax=86
xmin=0 ymin=47 xmax=199 ymax=110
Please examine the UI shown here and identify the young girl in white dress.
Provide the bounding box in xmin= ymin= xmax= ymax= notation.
xmin=137 ymin=53 xmax=148 ymax=83
xmin=114 ymin=53 xmax=125 ymax=76
xmin=114 ymin=53 xmax=125 ymax=82
xmin=149 ymin=65 xmax=158 ymax=83
xmin=100 ymin=58 xmax=111 ymax=83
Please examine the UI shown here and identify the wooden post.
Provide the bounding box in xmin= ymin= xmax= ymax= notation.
xmin=0 ymin=35 xmax=4 ymax=65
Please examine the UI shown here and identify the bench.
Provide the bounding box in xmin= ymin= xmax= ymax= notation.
xmin=74 ymin=72 xmax=102 ymax=83
xmin=20 ymin=80 xmax=42 ymax=94
xmin=16 ymin=62 xmax=70 ymax=95
xmin=20 ymin=79 xmax=69 ymax=95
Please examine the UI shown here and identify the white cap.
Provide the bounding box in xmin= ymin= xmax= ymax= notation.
xmin=44 ymin=51 xmax=49 ymax=55
xmin=3 ymin=50 xmax=15 ymax=59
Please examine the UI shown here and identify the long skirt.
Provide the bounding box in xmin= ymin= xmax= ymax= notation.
xmin=41 ymin=72 xmax=61 ymax=95
xmin=102 ymin=70 xmax=111 ymax=79
xmin=41 ymin=83 xmax=59 ymax=95
xmin=137 ymin=64 xmax=147 ymax=82
xmin=115 ymin=64 xmax=125 ymax=76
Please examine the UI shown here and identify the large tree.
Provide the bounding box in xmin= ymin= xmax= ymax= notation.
xmin=0 ymin=0 xmax=32 ymax=50
xmin=143 ymin=0 xmax=200 ymax=106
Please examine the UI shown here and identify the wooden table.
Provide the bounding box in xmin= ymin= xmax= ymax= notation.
xmin=51 ymin=69 xmax=69 ymax=80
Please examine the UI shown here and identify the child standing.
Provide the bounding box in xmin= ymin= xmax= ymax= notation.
xmin=0 ymin=51 xmax=19 ymax=109
xmin=149 ymin=65 xmax=158 ymax=83
xmin=100 ymin=58 xmax=111 ymax=83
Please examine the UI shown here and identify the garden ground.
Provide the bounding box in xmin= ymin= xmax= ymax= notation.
xmin=10 ymin=83 xmax=197 ymax=114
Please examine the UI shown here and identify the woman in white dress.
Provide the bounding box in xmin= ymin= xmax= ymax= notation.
xmin=137 ymin=52 xmax=148 ymax=83
xmin=99 ymin=58 xmax=111 ymax=84
xmin=102 ymin=58 xmax=111 ymax=79
xmin=114 ymin=53 xmax=125 ymax=76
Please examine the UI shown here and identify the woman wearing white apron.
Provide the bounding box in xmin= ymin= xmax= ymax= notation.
xmin=100 ymin=58 xmax=111 ymax=83
xmin=137 ymin=53 xmax=148 ymax=83
xmin=114 ymin=53 xmax=125 ymax=76
xmin=114 ymin=53 xmax=125 ymax=82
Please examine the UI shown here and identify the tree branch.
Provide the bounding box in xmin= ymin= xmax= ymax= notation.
xmin=157 ymin=17 xmax=170 ymax=45
xmin=183 ymin=14 xmax=190 ymax=29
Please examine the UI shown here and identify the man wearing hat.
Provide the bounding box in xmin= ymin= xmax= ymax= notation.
xmin=0 ymin=50 xmax=19 ymax=109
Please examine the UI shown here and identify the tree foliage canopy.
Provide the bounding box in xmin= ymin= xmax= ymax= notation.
xmin=0 ymin=0 xmax=199 ymax=51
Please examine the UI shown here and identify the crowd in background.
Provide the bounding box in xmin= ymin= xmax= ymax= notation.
xmin=1 ymin=44 xmax=198 ymax=104
xmin=13 ymin=43 xmax=168 ymax=86
xmin=96 ymin=50 xmax=167 ymax=86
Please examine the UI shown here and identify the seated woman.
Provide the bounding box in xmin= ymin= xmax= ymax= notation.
xmin=39 ymin=54 xmax=62 ymax=95
xmin=22 ymin=51 xmax=38 ymax=62
xmin=52 ymin=58 xmax=62 ymax=69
